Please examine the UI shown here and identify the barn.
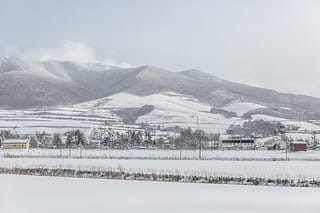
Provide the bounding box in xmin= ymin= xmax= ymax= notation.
xmin=290 ymin=141 xmax=307 ymax=152
xmin=1 ymin=139 xmax=30 ymax=149
xmin=221 ymin=138 xmax=256 ymax=149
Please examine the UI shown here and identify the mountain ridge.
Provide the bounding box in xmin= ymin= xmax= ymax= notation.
xmin=1 ymin=56 xmax=320 ymax=120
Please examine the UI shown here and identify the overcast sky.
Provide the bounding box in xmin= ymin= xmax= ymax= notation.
xmin=1 ymin=0 xmax=320 ymax=97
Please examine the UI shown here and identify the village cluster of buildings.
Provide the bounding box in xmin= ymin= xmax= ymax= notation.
xmin=0 ymin=134 xmax=308 ymax=152
xmin=220 ymin=138 xmax=307 ymax=152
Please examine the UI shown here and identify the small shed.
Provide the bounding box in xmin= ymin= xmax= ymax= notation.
xmin=89 ymin=139 xmax=102 ymax=148
xmin=1 ymin=139 xmax=30 ymax=149
xmin=290 ymin=141 xmax=307 ymax=152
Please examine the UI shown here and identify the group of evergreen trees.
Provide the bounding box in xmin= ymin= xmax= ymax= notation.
xmin=226 ymin=119 xmax=284 ymax=137
xmin=173 ymin=128 xmax=220 ymax=149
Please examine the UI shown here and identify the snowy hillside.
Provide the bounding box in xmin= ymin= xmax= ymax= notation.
xmin=76 ymin=92 xmax=245 ymax=133
xmin=222 ymin=100 xmax=265 ymax=116
xmin=1 ymin=91 xmax=320 ymax=134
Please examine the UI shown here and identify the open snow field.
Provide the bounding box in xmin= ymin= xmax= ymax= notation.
xmin=2 ymin=148 xmax=320 ymax=160
xmin=82 ymin=92 xmax=246 ymax=133
xmin=222 ymin=100 xmax=265 ymax=116
xmin=0 ymin=92 xmax=245 ymax=134
xmin=2 ymin=157 xmax=320 ymax=181
xmin=1 ymin=175 xmax=320 ymax=213
xmin=1 ymin=92 xmax=319 ymax=135
xmin=0 ymin=105 xmax=122 ymax=135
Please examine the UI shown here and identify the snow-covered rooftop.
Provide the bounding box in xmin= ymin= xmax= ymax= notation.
xmin=2 ymin=139 xmax=30 ymax=144
xmin=290 ymin=141 xmax=307 ymax=144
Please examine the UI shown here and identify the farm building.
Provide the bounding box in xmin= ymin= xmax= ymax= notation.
xmin=290 ymin=141 xmax=307 ymax=152
xmin=221 ymin=138 xmax=256 ymax=149
xmin=263 ymin=138 xmax=286 ymax=150
xmin=89 ymin=139 xmax=103 ymax=148
xmin=1 ymin=139 xmax=30 ymax=149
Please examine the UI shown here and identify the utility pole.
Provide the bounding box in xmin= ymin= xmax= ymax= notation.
xmin=280 ymin=127 xmax=288 ymax=161
xmin=198 ymin=136 xmax=202 ymax=159
xmin=312 ymin=132 xmax=317 ymax=149
xmin=76 ymin=131 xmax=83 ymax=159
xmin=196 ymin=113 xmax=202 ymax=159
xmin=285 ymin=140 xmax=288 ymax=161
xmin=68 ymin=144 xmax=71 ymax=158
xmin=196 ymin=113 xmax=199 ymax=130
xmin=80 ymin=144 xmax=83 ymax=159
xmin=284 ymin=134 xmax=289 ymax=161
xmin=59 ymin=144 xmax=62 ymax=158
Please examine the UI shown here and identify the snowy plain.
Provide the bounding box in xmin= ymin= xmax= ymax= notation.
xmin=2 ymin=148 xmax=320 ymax=161
xmin=1 ymin=175 xmax=320 ymax=213
xmin=2 ymin=157 xmax=320 ymax=181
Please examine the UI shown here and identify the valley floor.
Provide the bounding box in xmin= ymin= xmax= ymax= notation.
xmin=1 ymin=157 xmax=320 ymax=181
xmin=2 ymin=148 xmax=320 ymax=161
xmin=1 ymin=174 xmax=320 ymax=213
xmin=3 ymin=149 xmax=320 ymax=185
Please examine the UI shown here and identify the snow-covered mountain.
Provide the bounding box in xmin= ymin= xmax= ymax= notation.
xmin=0 ymin=57 xmax=93 ymax=108
xmin=2 ymin=56 xmax=320 ymax=122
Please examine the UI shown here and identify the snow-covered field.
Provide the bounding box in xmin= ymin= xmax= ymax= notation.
xmin=2 ymin=157 xmax=320 ymax=181
xmin=1 ymin=175 xmax=320 ymax=213
xmin=0 ymin=106 xmax=119 ymax=134
xmin=2 ymin=92 xmax=319 ymax=135
xmin=71 ymin=92 xmax=246 ymax=133
xmin=222 ymin=100 xmax=265 ymax=116
xmin=109 ymin=93 xmax=244 ymax=132
xmin=2 ymin=148 xmax=320 ymax=160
